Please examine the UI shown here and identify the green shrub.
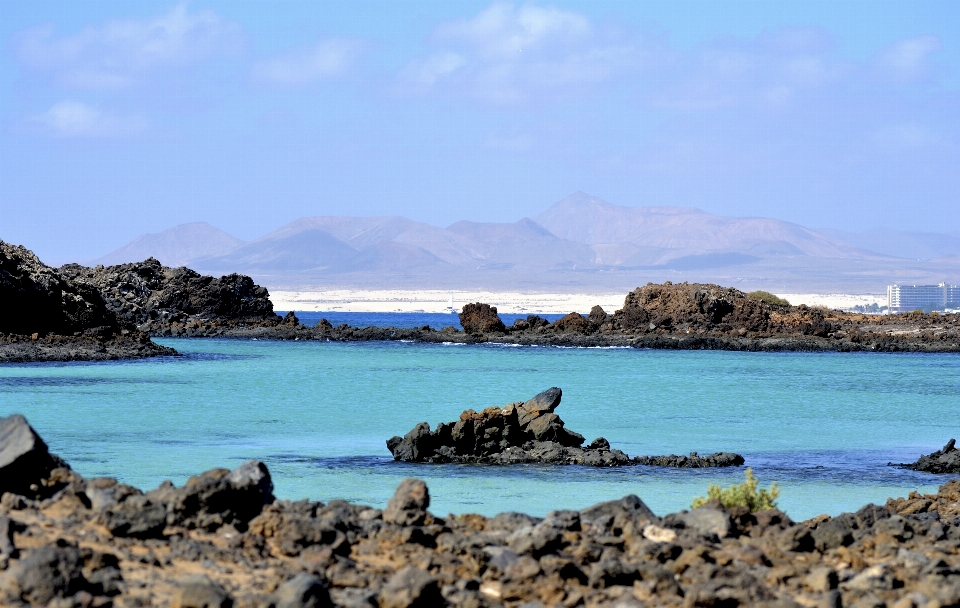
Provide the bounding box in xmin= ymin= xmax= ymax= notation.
xmin=747 ymin=291 xmax=790 ymax=307
xmin=691 ymin=468 xmax=780 ymax=512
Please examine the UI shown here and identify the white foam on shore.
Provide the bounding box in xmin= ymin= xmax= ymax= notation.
xmin=270 ymin=289 xmax=626 ymax=314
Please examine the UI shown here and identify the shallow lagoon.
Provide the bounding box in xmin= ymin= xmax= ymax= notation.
xmin=1 ymin=337 xmax=957 ymax=520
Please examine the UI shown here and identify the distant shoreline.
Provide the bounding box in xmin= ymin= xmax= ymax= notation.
xmin=270 ymin=289 xmax=887 ymax=314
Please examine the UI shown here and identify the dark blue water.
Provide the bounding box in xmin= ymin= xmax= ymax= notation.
xmin=278 ymin=311 xmax=566 ymax=330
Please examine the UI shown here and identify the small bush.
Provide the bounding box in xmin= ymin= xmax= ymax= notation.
xmin=691 ymin=468 xmax=780 ymax=512
xmin=747 ymin=291 xmax=790 ymax=307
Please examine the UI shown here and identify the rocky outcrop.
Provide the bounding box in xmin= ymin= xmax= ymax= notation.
xmin=6 ymin=416 xmax=960 ymax=607
xmin=59 ymin=257 xmax=279 ymax=330
xmin=458 ymin=302 xmax=506 ymax=334
xmin=0 ymin=241 xmax=174 ymax=362
xmin=1 ymin=241 xmax=125 ymax=337
xmin=632 ymin=452 xmax=746 ymax=468
xmin=0 ymin=416 xmax=69 ymax=500
xmin=387 ymin=388 xmax=744 ymax=468
xmin=900 ymin=439 xmax=960 ymax=473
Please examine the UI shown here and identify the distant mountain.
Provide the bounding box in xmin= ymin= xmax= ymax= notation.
xmin=94 ymin=222 xmax=244 ymax=268
xmin=96 ymin=193 xmax=960 ymax=292
xmin=533 ymin=192 xmax=873 ymax=262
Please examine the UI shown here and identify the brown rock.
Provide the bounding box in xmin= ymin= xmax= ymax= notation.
xmin=458 ymin=302 xmax=505 ymax=333
xmin=383 ymin=479 xmax=430 ymax=526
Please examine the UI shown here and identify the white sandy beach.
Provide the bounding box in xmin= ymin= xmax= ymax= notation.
xmin=271 ymin=289 xmax=888 ymax=314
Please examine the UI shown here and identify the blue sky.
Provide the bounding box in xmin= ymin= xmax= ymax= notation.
xmin=1 ymin=0 xmax=958 ymax=262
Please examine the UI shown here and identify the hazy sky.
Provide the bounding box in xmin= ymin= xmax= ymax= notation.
xmin=2 ymin=0 xmax=958 ymax=263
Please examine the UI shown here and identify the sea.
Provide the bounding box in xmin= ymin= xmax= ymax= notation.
xmin=1 ymin=311 xmax=957 ymax=522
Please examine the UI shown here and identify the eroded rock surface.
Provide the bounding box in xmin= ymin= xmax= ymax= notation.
xmin=386 ymin=388 xmax=743 ymax=467
xmin=5 ymin=415 xmax=960 ymax=607
xmin=59 ymin=257 xmax=280 ymax=330
xmin=0 ymin=241 xmax=174 ymax=362
xmin=902 ymin=439 xmax=960 ymax=474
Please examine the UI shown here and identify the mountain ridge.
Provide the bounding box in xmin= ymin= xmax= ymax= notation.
xmin=92 ymin=193 xmax=960 ymax=292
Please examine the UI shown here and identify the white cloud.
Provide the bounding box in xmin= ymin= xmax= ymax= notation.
xmin=398 ymin=2 xmax=635 ymax=104
xmin=435 ymin=3 xmax=591 ymax=58
xmin=251 ymin=38 xmax=365 ymax=86
xmin=14 ymin=4 xmax=242 ymax=89
xmin=877 ymin=35 xmax=942 ymax=83
xmin=32 ymin=101 xmax=146 ymax=137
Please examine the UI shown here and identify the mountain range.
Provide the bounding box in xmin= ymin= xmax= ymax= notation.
xmin=91 ymin=192 xmax=960 ymax=293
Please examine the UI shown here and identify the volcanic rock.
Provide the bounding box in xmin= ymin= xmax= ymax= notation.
xmin=6 ymin=415 xmax=960 ymax=607
xmin=458 ymin=302 xmax=505 ymax=333
xmin=59 ymin=257 xmax=279 ymax=328
xmin=0 ymin=240 xmax=121 ymax=336
xmin=0 ymin=241 xmax=176 ymax=362
xmin=386 ymin=388 xmax=743 ymax=467
xmin=0 ymin=415 xmax=70 ymax=499
xmin=902 ymin=439 xmax=960 ymax=473
xmin=632 ymin=452 xmax=746 ymax=468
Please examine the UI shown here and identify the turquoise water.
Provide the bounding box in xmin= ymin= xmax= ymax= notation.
xmin=1 ymin=337 xmax=958 ymax=520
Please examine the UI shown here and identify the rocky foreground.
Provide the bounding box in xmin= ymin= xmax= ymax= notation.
xmin=387 ymin=388 xmax=744 ymax=468
xmin=3 ymin=414 xmax=960 ymax=608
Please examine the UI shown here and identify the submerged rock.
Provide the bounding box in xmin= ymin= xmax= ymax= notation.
xmin=386 ymin=388 xmax=743 ymax=467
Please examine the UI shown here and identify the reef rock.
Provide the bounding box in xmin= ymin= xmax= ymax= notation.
xmin=386 ymin=388 xmax=744 ymax=468
xmin=902 ymin=439 xmax=960 ymax=474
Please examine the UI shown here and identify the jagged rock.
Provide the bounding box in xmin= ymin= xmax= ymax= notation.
xmin=903 ymin=439 xmax=960 ymax=473
xmin=0 ymin=414 xmax=69 ymax=499
xmin=386 ymin=389 xmax=742 ymax=468
xmin=0 ymin=241 xmax=175 ymax=362
xmin=98 ymin=494 xmax=168 ymax=539
xmin=383 ymin=479 xmax=430 ymax=527
xmin=0 ymin=240 xmax=123 ymax=336
xmin=100 ymin=459 xmax=274 ymax=538
xmin=0 ymin=543 xmax=88 ymax=605
xmin=458 ymin=302 xmax=505 ymax=333
xmin=551 ymin=312 xmax=592 ymax=334
xmin=60 ymin=257 xmax=278 ymax=327
xmin=588 ymin=305 xmax=608 ymax=325
xmin=516 ymin=387 xmax=562 ymax=426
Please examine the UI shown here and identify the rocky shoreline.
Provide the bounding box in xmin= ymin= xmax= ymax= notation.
xmin=387 ymin=388 xmax=744 ymax=468
xmin=143 ymin=287 xmax=960 ymax=354
xmin=7 ymin=241 xmax=960 ymax=363
xmin=4 ymin=413 xmax=960 ymax=607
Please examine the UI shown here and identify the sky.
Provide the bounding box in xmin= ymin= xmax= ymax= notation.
xmin=1 ymin=0 xmax=958 ymax=263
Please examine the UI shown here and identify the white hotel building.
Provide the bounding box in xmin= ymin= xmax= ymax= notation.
xmin=888 ymin=283 xmax=960 ymax=313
